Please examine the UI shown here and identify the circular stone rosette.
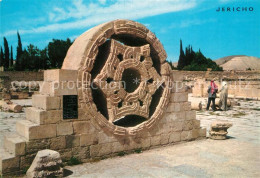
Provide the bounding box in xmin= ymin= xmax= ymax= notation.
xmin=62 ymin=19 xmax=172 ymax=136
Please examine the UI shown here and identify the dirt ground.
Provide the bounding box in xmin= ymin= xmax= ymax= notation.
xmin=0 ymin=97 xmax=259 ymax=177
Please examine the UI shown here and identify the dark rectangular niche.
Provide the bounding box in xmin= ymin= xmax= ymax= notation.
xmin=63 ymin=95 xmax=78 ymax=119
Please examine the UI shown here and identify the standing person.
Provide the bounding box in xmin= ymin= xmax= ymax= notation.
xmin=206 ymin=80 xmax=218 ymax=111
xmin=219 ymin=81 xmax=228 ymax=111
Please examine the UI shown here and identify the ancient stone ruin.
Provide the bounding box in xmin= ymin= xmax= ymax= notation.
xmin=0 ymin=19 xmax=206 ymax=175
xmin=209 ymin=121 xmax=233 ymax=140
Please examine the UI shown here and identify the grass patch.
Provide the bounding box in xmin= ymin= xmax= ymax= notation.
xmin=67 ymin=157 xmax=81 ymax=166
xmin=252 ymin=108 xmax=260 ymax=111
xmin=22 ymin=166 xmax=30 ymax=174
xmin=134 ymin=148 xmax=142 ymax=154
xmin=117 ymin=151 xmax=127 ymax=157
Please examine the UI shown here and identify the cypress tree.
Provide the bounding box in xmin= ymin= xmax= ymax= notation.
xmin=177 ymin=39 xmax=185 ymax=70
xmin=10 ymin=46 xmax=13 ymax=67
xmin=15 ymin=32 xmax=23 ymax=70
xmin=0 ymin=47 xmax=3 ymax=67
xmin=3 ymin=37 xmax=9 ymax=69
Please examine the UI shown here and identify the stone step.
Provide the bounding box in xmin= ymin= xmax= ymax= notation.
xmin=16 ymin=120 xmax=57 ymax=140
xmin=4 ymin=132 xmax=26 ymax=156
xmin=16 ymin=120 xmax=38 ymax=140
xmin=26 ymin=107 xmax=62 ymax=125
xmin=0 ymin=148 xmax=20 ymax=175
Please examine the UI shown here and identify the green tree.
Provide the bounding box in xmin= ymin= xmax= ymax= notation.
xmin=177 ymin=39 xmax=185 ymax=70
xmin=47 ymin=38 xmax=72 ymax=68
xmin=3 ymin=37 xmax=9 ymax=69
xmin=9 ymin=45 xmax=13 ymax=67
xmin=15 ymin=32 xmax=23 ymax=71
xmin=0 ymin=47 xmax=3 ymax=67
xmin=39 ymin=48 xmax=49 ymax=69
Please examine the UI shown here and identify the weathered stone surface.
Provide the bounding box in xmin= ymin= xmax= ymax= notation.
xmin=170 ymin=92 xmax=188 ymax=102
xmin=57 ymin=122 xmax=73 ymax=136
xmin=44 ymin=69 xmax=78 ymax=82
xmin=50 ymin=136 xmax=66 ymax=150
xmin=0 ymin=151 xmax=20 ymax=174
xmin=32 ymin=94 xmax=61 ymax=110
xmin=4 ymin=133 xmax=26 ymax=156
xmin=169 ymin=132 xmax=181 ymax=143
xmin=73 ymin=121 xmax=95 ymax=134
xmin=209 ymin=121 xmax=233 ymax=140
xmin=16 ymin=120 xmax=56 ymax=140
xmin=26 ymin=107 xmax=61 ymax=125
xmin=62 ymin=19 xmax=171 ymax=136
xmin=66 ymin=135 xmax=80 ymax=148
xmin=26 ymin=149 xmax=63 ymax=178
xmin=80 ymin=134 xmax=98 ymax=146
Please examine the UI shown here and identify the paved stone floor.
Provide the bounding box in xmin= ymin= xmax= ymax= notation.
xmin=65 ymin=98 xmax=260 ymax=178
xmin=0 ymin=98 xmax=259 ymax=177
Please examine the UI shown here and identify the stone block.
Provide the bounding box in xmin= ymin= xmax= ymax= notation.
xmin=191 ymin=129 xmax=199 ymax=139
xmin=170 ymin=92 xmax=188 ymax=102
xmin=44 ymin=69 xmax=78 ymax=82
xmin=16 ymin=120 xmax=56 ymax=140
xmin=26 ymin=149 xmax=63 ymax=178
xmin=166 ymin=103 xmax=181 ymax=113
xmin=111 ymin=142 xmax=124 ymax=153
xmin=199 ymin=128 xmax=207 ymax=137
xmin=185 ymin=110 xmax=196 ymax=120
xmin=158 ymin=122 xmax=171 ymax=134
xmin=4 ymin=133 xmax=26 ymax=156
xmin=26 ymin=139 xmax=50 ymax=154
xmin=181 ymin=130 xmax=192 ymax=141
xmin=180 ymin=102 xmax=191 ymax=111
xmin=40 ymin=81 xmax=78 ymax=96
xmin=89 ymin=144 xmax=101 ymax=157
xmin=163 ymin=112 xmax=185 ymax=123
xmin=160 ymin=134 xmax=169 ymax=145
xmin=57 ymin=122 xmax=73 ymax=136
xmin=193 ymin=120 xmax=200 ymax=129
xmin=171 ymin=82 xmax=187 ymax=93
xmin=80 ymin=133 xmax=98 ymax=146
xmin=209 ymin=121 xmax=232 ymax=140
xmin=150 ymin=135 xmax=161 ymax=146
xmin=170 ymin=121 xmax=183 ymax=132
xmin=32 ymin=94 xmax=61 ymax=110
xmin=59 ymin=149 xmax=72 ymax=161
xmin=98 ymin=143 xmax=112 ymax=156
xmin=98 ymin=132 xmax=117 ymax=144
xmin=72 ymin=147 xmax=89 ymax=160
xmin=73 ymin=121 xmax=96 ymax=134
xmin=66 ymin=135 xmax=80 ymax=148
xmin=50 ymin=136 xmax=66 ymax=150
xmin=169 ymin=132 xmax=181 ymax=143
xmin=20 ymin=154 xmax=36 ymax=171
xmin=140 ymin=137 xmax=151 ymax=149
xmin=183 ymin=120 xmax=193 ymax=131
xmin=0 ymin=153 xmax=20 ymax=174
xmin=26 ymin=107 xmax=61 ymax=125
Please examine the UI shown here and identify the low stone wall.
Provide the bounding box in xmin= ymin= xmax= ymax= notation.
xmin=172 ymin=70 xmax=260 ymax=99
xmin=0 ymin=71 xmax=43 ymax=89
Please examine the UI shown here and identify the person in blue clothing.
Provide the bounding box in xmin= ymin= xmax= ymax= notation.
xmin=206 ymin=80 xmax=218 ymax=111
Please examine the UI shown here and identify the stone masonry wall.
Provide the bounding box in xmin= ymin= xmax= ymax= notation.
xmin=0 ymin=69 xmax=206 ymax=175
xmin=175 ymin=70 xmax=260 ymax=99
xmin=0 ymin=71 xmax=43 ymax=89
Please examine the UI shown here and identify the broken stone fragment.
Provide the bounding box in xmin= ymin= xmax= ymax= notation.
xmin=26 ymin=149 xmax=63 ymax=178
xmin=209 ymin=120 xmax=233 ymax=140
